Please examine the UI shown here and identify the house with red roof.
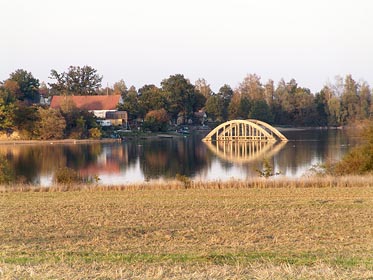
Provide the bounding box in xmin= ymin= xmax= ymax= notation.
xmin=50 ymin=95 xmax=127 ymax=126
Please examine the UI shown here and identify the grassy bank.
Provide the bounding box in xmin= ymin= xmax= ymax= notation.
xmin=2 ymin=175 xmax=373 ymax=192
xmin=1 ymin=181 xmax=373 ymax=279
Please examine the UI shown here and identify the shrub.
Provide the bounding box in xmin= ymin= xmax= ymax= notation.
xmin=53 ymin=167 xmax=83 ymax=185
xmin=89 ymin=127 xmax=102 ymax=139
xmin=143 ymin=109 xmax=169 ymax=132
xmin=256 ymin=158 xmax=281 ymax=178
xmin=175 ymin=173 xmax=191 ymax=189
xmin=0 ymin=156 xmax=15 ymax=184
xmin=332 ymin=121 xmax=373 ymax=175
xmin=37 ymin=107 xmax=66 ymax=140
xmin=333 ymin=145 xmax=373 ymax=175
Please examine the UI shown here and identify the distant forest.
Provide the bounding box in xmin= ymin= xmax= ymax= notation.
xmin=1 ymin=66 xmax=372 ymax=139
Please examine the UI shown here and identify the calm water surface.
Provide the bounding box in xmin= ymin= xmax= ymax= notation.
xmin=0 ymin=129 xmax=360 ymax=185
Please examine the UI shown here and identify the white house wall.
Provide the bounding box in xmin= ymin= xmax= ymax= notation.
xmin=91 ymin=110 xmax=116 ymax=119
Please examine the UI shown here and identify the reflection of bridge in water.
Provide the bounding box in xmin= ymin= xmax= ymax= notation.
xmin=202 ymin=119 xmax=288 ymax=142
xmin=204 ymin=141 xmax=287 ymax=164
xmin=202 ymin=119 xmax=288 ymax=163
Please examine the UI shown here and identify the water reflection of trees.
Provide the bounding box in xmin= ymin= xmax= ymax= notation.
xmin=0 ymin=138 xmax=213 ymax=184
xmin=202 ymin=129 xmax=356 ymax=178
xmin=0 ymin=130 xmax=358 ymax=184
xmin=0 ymin=144 xmax=103 ymax=184
xmin=138 ymin=136 xmax=211 ymax=180
xmin=273 ymin=130 xmax=353 ymax=176
xmin=0 ymin=155 xmax=15 ymax=184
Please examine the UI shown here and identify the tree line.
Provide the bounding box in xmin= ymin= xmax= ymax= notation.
xmin=113 ymin=73 xmax=373 ymax=128
xmin=1 ymin=66 xmax=373 ymax=139
xmin=0 ymin=68 xmax=100 ymax=140
xmin=204 ymin=74 xmax=372 ymax=127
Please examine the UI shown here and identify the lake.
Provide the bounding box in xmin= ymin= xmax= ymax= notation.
xmin=0 ymin=129 xmax=360 ymax=185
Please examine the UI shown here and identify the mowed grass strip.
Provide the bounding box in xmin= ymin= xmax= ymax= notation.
xmin=1 ymin=187 xmax=373 ymax=279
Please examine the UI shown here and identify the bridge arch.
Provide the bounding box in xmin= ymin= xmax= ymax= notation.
xmin=202 ymin=119 xmax=288 ymax=142
xmin=247 ymin=119 xmax=288 ymax=141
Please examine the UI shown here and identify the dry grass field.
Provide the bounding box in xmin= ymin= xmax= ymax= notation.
xmin=1 ymin=179 xmax=373 ymax=279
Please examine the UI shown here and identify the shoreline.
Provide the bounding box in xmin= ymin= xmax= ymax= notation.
xmin=0 ymin=138 xmax=121 ymax=145
xmin=0 ymin=126 xmax=346 ymax=145
xmin=0 ymin=131 xmax=196 ymax=145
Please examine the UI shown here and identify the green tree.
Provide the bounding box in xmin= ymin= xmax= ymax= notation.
xmin=273 ymin=79 xmax=291 ymax=124
xmin=357 ymin=82 xmax=371 ymax=120
xmin=138 ymin=85 xmax=168 ymax=118
xmin=161 ymin=74 xmax=198 ymax=124
xmin=119 ymin=87 xmax=140 ymax=120
xmin=217 ymin=84 xmax=233 ymax=120
xmin=0 ymin=86 xmax=16 ymax=133
xmin=0 ymin=103 xmax=16 ymax=132
xmin=228 ymin=94 xmax=251 ymax=120
xmin=319 ymin=85 xmax=341 ymax=126
xmin=340 ymin=75 xmax=359 ymax=124
xmin=272 ymin=79 xmax=318 ymax=125
xmin=2 ymin=80 xmax=19 ymax=102
xmin=264 ymin=79 xmax=274 ymax=106
xmin=238 ymin=74 xmax=264 ymax=101
xmin=8 ymin=69 xmax=40 ymax=103
xmin=205 ymin=95 xmax=224 ymax=122
xmin=113 ymin=79 xmax=128 ymax=96
xmin=49 ymin=65 xmax=103 ymax=95
xmin=314 ymin=91 xmax=328 ymax=126
xmin=1 ymin=74 xmax=40 ymax=137
xmin=249 ymin=100 xmax=273 ymax=123
xmin=293 ymin=87 xmax=317 ymax=125
xmin=127 ymin=85 xmax=137 ymax=95
xmin=228 ymin=93 xmax=241 ymax=119
xmin=37 ymin=108 xmax=66 ymax=140
xmin=195 ymin=78 xmax=213 ymax=99
xmin=13 ymin=105 xmax=40 ymax=139
xmin=193 ymin=91 xmax=206 ymax=113
xmin=238 ymin=96 xmax=251 ymax=119
xmin=328 ymin=96 xmax=342 ymax=126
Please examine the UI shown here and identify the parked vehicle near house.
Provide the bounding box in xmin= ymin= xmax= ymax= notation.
xmin=177 ymin=126 xmax=190 ymax=134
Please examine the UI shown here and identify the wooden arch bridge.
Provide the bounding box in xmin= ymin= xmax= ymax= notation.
xmin=202 ymin=119 xmax=288 ymax=142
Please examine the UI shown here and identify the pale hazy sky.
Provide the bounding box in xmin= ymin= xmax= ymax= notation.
xmin=1 ymin=0 xmax=372 ymax=92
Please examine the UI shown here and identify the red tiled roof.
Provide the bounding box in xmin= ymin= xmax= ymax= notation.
xmin=50 ymin=95 xmax=121 ymax=111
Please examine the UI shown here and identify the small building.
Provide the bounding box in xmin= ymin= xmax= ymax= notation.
xmin=50 ymin=95 xmax=126 ymax=126
xmin=105 ymin=111 xmax=128 ymax=127
xmin=50 ymin=95 xmax=123 ymax=118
